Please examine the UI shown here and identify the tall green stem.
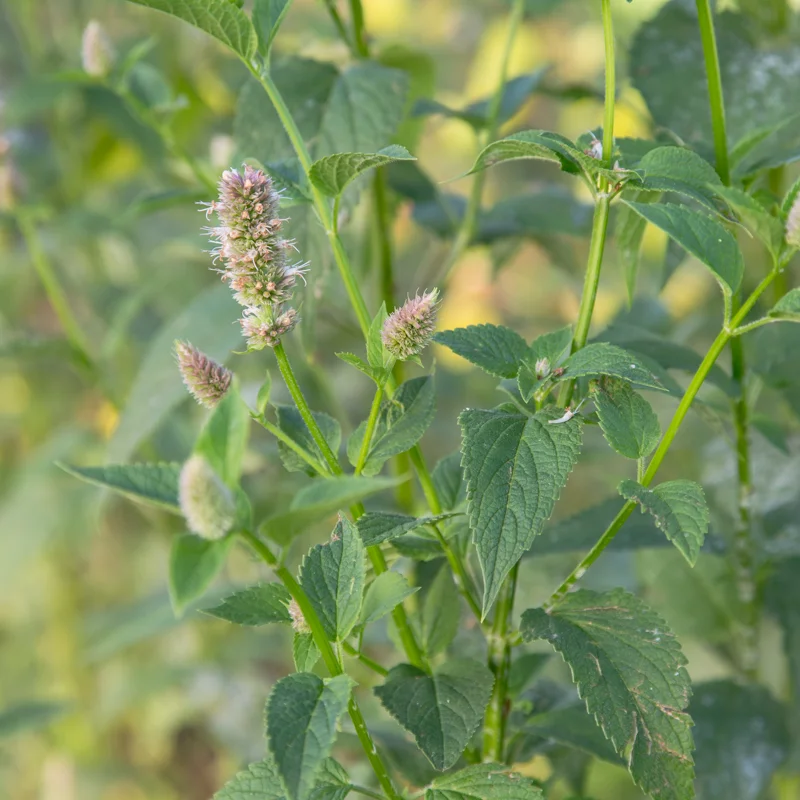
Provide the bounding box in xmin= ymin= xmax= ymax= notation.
xmin=373 ymin=168 xmax=396 ymax=311
xmin=697 ymin=0 xmax=758 ymax=676
xmin=439 ymin=0 xmax=525 ymax=282
xmin=348 ymin=0 xmax=369 ymax=57
xmin=239 ymin=530 xmax=400 ymax=799
xmin=355 ymin=385 xmax=384 ymax=475
xmin=546 ymin=273 xmax=777 ymax=608
xmin=600 ymin=0 xmax=615 ymax=166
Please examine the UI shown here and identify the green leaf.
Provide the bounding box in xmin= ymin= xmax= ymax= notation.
xmin=335 ymin=352 xmax=389 ymax=385
xmin=57 ymin=462 xmax=181 ymax=512
xmin=433 ymin=324 xmax=530 ymax=378
xmin=260 ymin=475 xmax=403 ymax=545
xmin=194 ymin=381 xmax=250 ymax=486
xmin=425 ymin=763 xmax=543 ymax=800
xmin=274 ymin=405 xmax=341 ymax=475
xmin=460 ymin=408 xmax=582 ymax=615
xmin=126 ymin=0 xmax=257 ymax=60
xmin=418 ymin=566 xmax=460 ymax=658
xmin=559 ymin=342 xmax=664 ymax=390
xmin=169 ymin=534 xmax=233 ymax=616
xmin=252 ymin=0 xmax=291 ymax=56
xmin=431 ymin=451 xmax=465 ymax=511
xmin=266 ymin=673 xmax=353 ymax=800
xmin=293 ymin=633 xmax=320 ymax=673
xmin=715 ymin=185 xmax=784 ymax=260
xmin=375 ymin=659 xmax=494 ymax=771
xmin=356 ymin=511 xmax=460 ymax=546
xmin=299 ymin=516 xmax=366 ymax=641
xmin=316 ymin=63 xmax=409 ymax=158
xmin=347 ymin=377 xmax=436 ymax=476
xmin=638 ymin=146 xmax=723 ymax=213
xmin=467 ymin=129 xmax=612 ymax=181
xmin=213 ymin=759 xmax=286 ymax=800
xmin=768 ymin=288 xmax=800 ymax=322
xmin=367 ymin=302 xmax=390 ymax=370
xmin=623 ymin=201 xmax=744 ymax=296
xmin=593 ymin=380 xmax=661 ymax=460
xmin=203 ymin=583 xmax=291 ymax=626
xmin=0 ymin=701 xmax=68 ymax=739
xmin=309 ymin=145 xmax=415 ymax=197
xmin=615 ymin=193 xmax=651 ymax=304
xmin=109 ymin=285 xmax=241 ymax=462
xmin=517 ymin=326 xmax=573 ymax=401
xmin=691 ymin=681 xmax=789 ymax=800
xmin=521 ymin=589 xmax=694 ymax=800
xmin=256 ymin=370 xmax=272 ymax=416
xmin=619 ymin=479 xmax=709 ymax=566
xmin=360 ymin=571 xmax=418 ymax=625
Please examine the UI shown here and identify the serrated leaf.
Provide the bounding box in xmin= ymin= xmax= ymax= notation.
xmin=299 ymin=516 xmax=365 ymax=641
xmin=521 ymin=589 xmax=694 ymax=800
xmin=559 ymin=342 xmax=663 ymax=390
xmin=169 ymin=534 xmax=233 ymax=616
xmin=194 ymin=381 xmax=250 ymax=486
xmin=293 ymin=633 xmax=320 ymax=672
xmin=433 ymin=324 xmax=529 ymax=378
xmin=335 ymin=352 xmax=389 ymax=385
xmin=274 ymin=405 xmax=341 ymax=475
xmin=261 ymin=475 xmax=403 ymax=545
xmin=768 ymin=288 xmax=800 ymax=322
xmin=518 ymin=326 xmax=573 ymax=401
xmin=375 ymin=659 xmax=494 ymax=770
xmin=252 ymin=0 xmax=291 ymax=56
xmin=203 ymin=583 xmax=291 ymax=626
xmin=309 ymin=145 xmax=415 ymax=197
xmin=367 ymin=303 xmax=389 ymax=369
xmin=347 ymin=377 xmax=436 ymax=476
xmin=356 ymin=511 xmax=460 ymax=546
xmin=638 ymin=146 xmax=722 ymax=213
xmin=418 ymin=566 xmax=460 ymax=658
xmin=57 ymin=462 xmax=181 ymax=512
xmin=431 ymin=451 xmax=465 ymax=511
xmin=459 ymin=408 xmax=582 ymax=615
xmin=126 ymin=0 xmax=257 ymax=60
xmin=624 ymin=201 xmax=744 ymax=296
xmin=266 ymin=673 xmax=353 ymax=800
xmin=715 ymin=185 xmax=784 ymax=260
xmin=619 ymin=479 xmax=709 ymax=565
xmin=360 ymin=572 xmax=418 ymax=625
xmin=691 ymin=681 xmax=789 ymax=800
xmin=425 ymin=763 xmax=543 ymax=800
xmin=213 ymin=759 xmax=286 ymax=800
xmin=593 ymin=381 xmax=661 ymax=460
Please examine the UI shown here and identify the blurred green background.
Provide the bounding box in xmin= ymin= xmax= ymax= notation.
xmin=2 ymin=0 xmax=800 ymax=798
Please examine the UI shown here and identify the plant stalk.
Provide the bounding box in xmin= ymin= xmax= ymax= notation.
xmin=373 ymin=168 xmax=396 ymax=311
xmin=239 ymin=530 xmax=400 ymax=799
xmin=355 ymin=385 xmax=384 ymax=475
xmin=349 ymin=0 xmax=369 ymax=57
xmin=545 ymin=273 xmax=777 ymax=609
xmin=600 ymin=0 xmax=616 ymax=167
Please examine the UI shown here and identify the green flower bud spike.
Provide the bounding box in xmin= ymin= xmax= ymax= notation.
xmin=178 ymin=455 xmax=236 ymax=541
xmin=175 ymin=341 xmax=232 ymax=408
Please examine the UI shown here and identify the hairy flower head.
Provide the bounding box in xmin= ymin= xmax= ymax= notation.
xmin=81 ymin=21 xmax=114 ymax=78
xmin=175 ymin=340 xmax=232 ymax=408
xmin=288 ymin=598 xmax=310 ymax=634
xmin=787 ymin=193 xmax=800 ymax=249
xmin=204 ymin=165 xmax=304 ymax=348
xmin=381 ymin=289 xmax=440 ymax=361
xmin=535 ymin=357 xmax=551 ymax=377
xmin=178 ymin=455 xmax=235 ymax=541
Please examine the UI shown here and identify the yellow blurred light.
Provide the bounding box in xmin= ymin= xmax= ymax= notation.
xmin=559 ymin=23 xmax=604 ymax=82
xmin=94 ymin=140 xmax=143 ymax=182
xmin=0 ymin=372 xmax=30 ymax=415
xmin=661 ymin=262 xmax=713 ymax=319
xmin=512 ymin=754 xmax=553 ymax=781
xmin=95 ymin=401 xmax=119 ymax=440
xmin=364 ymin=0 xmax=409 ymax=34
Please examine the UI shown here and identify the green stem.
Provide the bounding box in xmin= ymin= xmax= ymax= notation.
xmin=695 ymin=0 xmax=730 ymax=185
xmin=252 ymin=413 xmax=328 ymax=476
xmin=483 ymin=563 xmax=518 ymax=762
xmin=439 ymin=0 xmax=525 ymax=282
xmin=373 ymin=168 xmax=395 ymax=311
xmin=351 ymin=786 xmax=386 ymax=800
xmin=238 ymin=530 xmax=400 ymax=799
xmin=321 ymin=0 xmax=354 ymax=50
xmin=600 ymin=0 xmax=615 ymax=166
xmin=342 ymin=641 xmax=389 ymax=677
xmin=557 ymin=193 xmax=612 ymax=407
xmin=356 ymin=385 xmax=384 ymax=475
xmin=349 ymin=0 xmax=369 ymax=57
xmin=17 ymin=213 xmax=95 ymax=371
xmin=545 ymin=274 xmax=777 ymax=609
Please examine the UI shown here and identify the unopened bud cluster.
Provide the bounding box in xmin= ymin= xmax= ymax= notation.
xmin=175 ymin=340 xmax=232 ymax=408
xmin=381 ymin=289 xmax=440 ymax=361
xmin=179 ymin=455 xmax=236 ymax=541
xmin=786 ymin=194 xmax=800 ymax=249
xmin=288 ymin=598 xmax=310 ymax=634
xmin=204 ymin=166 xmax=305 ymax=349
xmin=81 ymin=21 xmax=114 ymax=78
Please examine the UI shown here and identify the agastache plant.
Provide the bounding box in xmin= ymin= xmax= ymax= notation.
xmin=58 ymin=1 xmax=800 ymax=799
